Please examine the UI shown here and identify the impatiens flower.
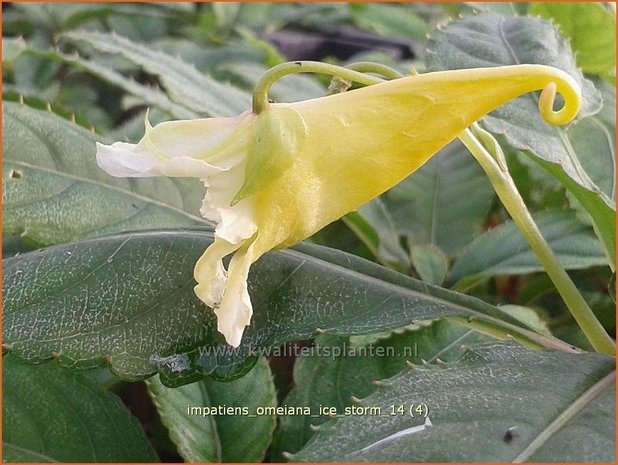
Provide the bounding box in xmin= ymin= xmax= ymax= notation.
xmin=96 ymin=64 xmax=581 ymax=347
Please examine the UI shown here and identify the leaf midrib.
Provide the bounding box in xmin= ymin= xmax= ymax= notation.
xmin=2 ymin=442 xmax=60 ymax=462
xmin=6 ymin=159 xmax=207 ymax=224
xmin=513 ymin=370 xmax=617 ymax=462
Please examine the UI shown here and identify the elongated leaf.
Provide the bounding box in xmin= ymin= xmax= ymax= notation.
xmin=530 ymin=2 xmax=616 ymax=77
xmin=449 ymin=211 xmax=608 ymax=286
xmin=383 ymin=139 xmax=494 ymax=257
xmin=292 ymin=342 xmax=615 ymax=462
xmin=272 ymin=320 xmax=490 ymax=457
xmin=2 ymin=229 xmax=572 ymax=387
xmin=26 ymin=47 xmax=199 ymax=120
xmin=2 ymin=355 xmax=158 ymax=462
xmin=2 ymin=102 xmax=208 ymax=245
xmin=427 ymin=13 xmax=615 ymax=268
xmin=62 ymin=31 xmax=251 ymax=117
xmin=146 ymin=357 xmax=276 ymax=463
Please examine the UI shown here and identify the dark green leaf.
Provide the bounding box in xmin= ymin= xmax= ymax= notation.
xmin=2 ymin=355 xmax=158 ymax=462
xmin=147 ymin=357 xmax=276 ymax=463
xmin=292 ymin=343 xmax=615 ymax=462
xmin=2 ymin=229 xmax=569 ymax=386
xmin=272 ymin=320 xmax=490 ymax=457
xmin=2 ymin=102 xmax=208 ymax=246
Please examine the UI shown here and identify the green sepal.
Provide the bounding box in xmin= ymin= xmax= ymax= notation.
xmin=232 ymin=106 xmax=307 ymax=204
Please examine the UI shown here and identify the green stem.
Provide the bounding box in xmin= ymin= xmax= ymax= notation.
xmin=345 ymin=62 xmax=405 ymax=80
xmin=458 ymin=127 xmax=615 ymax=355
xmin=252 ymin=61 xmax=384 ymax=113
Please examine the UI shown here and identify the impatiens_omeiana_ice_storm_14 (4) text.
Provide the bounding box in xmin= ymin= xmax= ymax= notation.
xmin=96 ymin=61 xmax=582 ymax=348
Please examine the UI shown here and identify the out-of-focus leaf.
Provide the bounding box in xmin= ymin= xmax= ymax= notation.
xmin=350 ymin=3 xmax=426 ymax=42
xmin=384 ymin=139 xmax=494 ymax=257
xmin=410 ymin=244 xmax=448 ymax=286
xmin=147 ymin=357 xmax=276 ymax=463
xmin=344 ymin=198 xmax=410 ymax=270
xmin=449 ymin=212 xmax=608 ymax=287
xmin=26 ymin=47 xmax=198 ymax=119
xmin=2 ymin=355 xmax=158 ymax=462
xmin=293 ymin=343 xmax=615 ymax=462
xmin=62 ymin=31 xmax=251 ymax=117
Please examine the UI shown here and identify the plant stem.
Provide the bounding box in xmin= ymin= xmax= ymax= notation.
xmin=345 ymin=62 xmax=405 ymax=80
xmin=459 ymin=127 xmax=615 ymax=355
xmin=252 ymin=61 xmax=384 ymax=113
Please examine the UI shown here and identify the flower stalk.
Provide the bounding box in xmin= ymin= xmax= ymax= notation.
xmin=252 ymin=61 xmax=384 ymax=113
xmin=458 ymin=125 xmax=615 ymax=355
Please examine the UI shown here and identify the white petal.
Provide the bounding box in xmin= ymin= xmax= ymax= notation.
xmin=199 ymin=160 xmax=258 ymax=244
xmin=96 ymin=141 xmax=227 ymax=178
xmin=213 ymin=242 xmax=257 ymax=347
xmin=144 ymin=112 xmax=253 ymax=160
xmin=95 ymin=111 xmax=256 ymax=179
xmin=194 ymin=237 xmax=242 ymax=307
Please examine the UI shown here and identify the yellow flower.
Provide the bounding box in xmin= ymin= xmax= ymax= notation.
xmin=96 ymin=64 xmax=581 ymax=347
